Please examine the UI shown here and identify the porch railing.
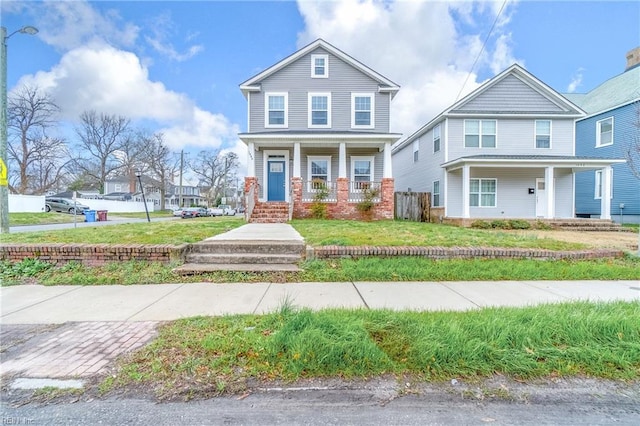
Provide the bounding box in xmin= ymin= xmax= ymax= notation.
xmin=348 ymin=181 xmax=381 ymax=202
xmin=299 ymin=180 xmax=381 ymax=203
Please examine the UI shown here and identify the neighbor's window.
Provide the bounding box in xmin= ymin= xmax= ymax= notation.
xmin=594 ymin=169 xmax=613 ymax=199
xmin=465 ymin=120 xmax=496 ymax=148
xmin=535 ymin=120 xmax=551 ymax=148
xmin=433 ymin=180 xmax=440 ymax=207
xmin=308 ymin=156 xmax=331 ymax=190
xmin=596 ymin=117 xmax=613 ymax=147
xmin=352 ymin=93 xmax=374 ymax=127
xmin=351 ymin=156 xmax=374 ymax=190
xmin=265 ymin=93 xmax=288 ymax=127
xmin=311 ymin=54 xmax=328 ymax=78
xmin=433 ymin=124 xmax=441 ymax=152
xmin=413 ymin=139 xmax=419 ymax=162
xmin=309 ymin=93 xmax=331 ymax=127
xmin=470 ymin=178 xmax=496 ymax=207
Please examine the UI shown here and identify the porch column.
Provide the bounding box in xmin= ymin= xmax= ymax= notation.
xmin=293 ymin=142 xmax=301 ymax=178
xmin=383 ymin=142 xmax=392 ymax=178
xmin=462 ymin=165 xmax=470 ymax=218
xmin=601 ymin=166 xmax=612 ymax=220
xmin=339 ymin=142 xmax=347 ymax=178
xmin=545 ymin=166 xmax=555 ymax=219
xmin=247 ymin=142 xmax=256 ymax=176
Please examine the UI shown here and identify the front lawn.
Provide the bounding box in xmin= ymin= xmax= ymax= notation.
xmin=8 ymin=212 xmax=79 ymax=226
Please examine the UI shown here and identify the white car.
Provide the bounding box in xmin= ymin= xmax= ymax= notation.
xmin=208 ymin=204 xmax=236 ymax=216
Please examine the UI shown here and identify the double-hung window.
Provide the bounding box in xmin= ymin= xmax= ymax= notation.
xmin=596 ymin=117 xmax=613 ymax=147
xmin=594 ymin=169 xmax=613 ymax=199
xmin=351 ymin=156 xmax=374 ymax=190
xmin=469 ymin=178 xmax=497 ymax=207
xmin=535 ymin=120 xmax=551 ymax=148
xmin=432 ymin=180 xmax=440 ymax=207
xmin=308 ymin=156 xmax=331 ymax=190
xmin=311 ymin=54 xmax=328 ymax=78
xmin=413 ymin=139 xmax=419 ymax=162
xmin=433 ymin=124 xmax=441 ymax=152
xmin=265 ymin=93 xmax=288 ymax=128
xmin=308 ymin=93 xmax=331 ymax=128
xmin=465 ymin=120 xmax=496 ymax=148
xmin=351 ymin=93 xmax=374 ymax=128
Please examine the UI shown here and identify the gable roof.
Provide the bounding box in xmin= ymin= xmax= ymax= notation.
xmin=393 ymin=64 xmax=585 ymax=154
xmin=239 ymin=39 xmax=400 ymax=99
xmin=563 ymin=66 xmax=640 ymax=116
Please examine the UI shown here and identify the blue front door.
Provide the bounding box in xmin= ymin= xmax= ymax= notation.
xmin=267 ymin=160 xmax=286 ymax=201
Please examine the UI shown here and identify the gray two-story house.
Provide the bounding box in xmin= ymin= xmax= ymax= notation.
xmin=392 ymin=64 xmax=624 ymax=224
xmin=239 ymin=39 xmax=401 ymax=222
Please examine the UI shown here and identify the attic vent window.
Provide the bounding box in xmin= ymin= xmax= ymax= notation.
xmin=311 ymin=54 xmax=328 ymax=78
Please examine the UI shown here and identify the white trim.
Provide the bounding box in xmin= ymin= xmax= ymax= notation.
xmin=293 ymin=142 xmax=301 ymax=177
xmin=462 ymin=165 xmax=470 ymax=218
xmin=262 ymin=150 xmax=290 ymax=202
xmin=240 ymin=132 xmax=402 ymax=141
xmin=247 ymin=93 xmax=251 ymax=131
xmin=339 ymin=143 xmax=347 ymax=178
xmin=595 ymin=116 xmax=614 ymax=148
xmin=264 ymin=92 xmax=288 ymax=128
xmin=544 ymin=167 xmax=555 ymax=219
xmin=464 ymin=119 xmax=497 ymax=148
xmin=442 ymin=157 xmax=626 ymax=170
xmin=599 ymin=166 xmax=612 ymax=219
xmin=469 ymin=177 xmax=498 ymax=208
xmin=444 ymin=118 xmax=449 ymax=162
xmin=433 ymin=124 xmax=441 ymax=153
xmin=383 ymin=142 xmax=392 ymax=178
xmin=307 ymin=156 xmax=332 ymax=190
xmin=594 ymin=168 xmax=614 ymax=200
xmin=534 ymin=119 xmax=552 ymax=149
xmin=308 ymin=92 xmax=332 ymax=128
xmin=311 ymin=54 xmax=329 ymax=78
xmin=432 ymin=180 xmax=441 ymax=207
xmin=350 ymin=155 xmax=375 ymax=190
xmin=351 ymin=92 xmax=375 ymax=129
xmin=443 ymin=171 xmax=448 ymax=217
xmin=576 ymin=98 xmax=640 ymax=121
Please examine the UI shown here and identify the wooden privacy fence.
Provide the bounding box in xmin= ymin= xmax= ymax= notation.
xmin=394 ymin=192 xmax=431 ymax=222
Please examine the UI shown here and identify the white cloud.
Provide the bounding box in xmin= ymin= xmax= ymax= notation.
xmin=143 ymin=11 xmax=204 ymax=62
xmin=567 ymin=68 xmax=584 ymax=93
xmin=296 ymin=0 xmax=522 ymax=137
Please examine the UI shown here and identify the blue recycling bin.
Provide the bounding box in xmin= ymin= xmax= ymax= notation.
xmin=84 ymin=210 xmax=96 ymax=222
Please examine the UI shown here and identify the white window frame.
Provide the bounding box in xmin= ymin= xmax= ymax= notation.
xmin=311 ymin=54 xmax=328 ymax=78
xmin=596 ymin=117 xmax=613 ymax=148
xmin=432 ymin=180 xmax=440 ymax=207
xmin=114 ymin=184 xmax=122 ymax=192
xmin=265 ymin=92 xmax=288 ymax=128
xmin=433 ymin=124 xmax=441 ymax=153
xmin=350 ymin=156 xmax=375 ymax=191
xmin=351 ymin=93 xmax=374 ymax=128
xmin=464 ymin=119 xmax=497 ymax=148
xmin=308 ymin=92 xmax=332 ymax=128
xmin=412 ymin=139 xmax=419 ymax=163
xmin=535 ymin=120 xmax=552 ymax=149
xmin=307 ymin=156 xmax=332 ymax=191
xmin=594 ymin=169 xmax=613 ymax=199
xmin=469 ymin=178 xmax=497 ymax=208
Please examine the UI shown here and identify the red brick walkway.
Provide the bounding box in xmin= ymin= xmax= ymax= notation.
xmin=1 ymin=321 xmax=158 ymax=378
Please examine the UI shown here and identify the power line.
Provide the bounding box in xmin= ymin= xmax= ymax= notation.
xmin=455 ymin=0 xmax=509 ymax=102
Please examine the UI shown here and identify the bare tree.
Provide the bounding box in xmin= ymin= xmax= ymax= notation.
xmin=189 ymin=150 xmax=239 ymax=206
xmin=625 ymin=100 xmax=640 ymax=179
xmin=141 ymin=132 xmax=179 ymax=210
xmin=74 ymin=110 xmax=131 ymax=193
xmin=7 ymin=85 xmax=68 ymax=194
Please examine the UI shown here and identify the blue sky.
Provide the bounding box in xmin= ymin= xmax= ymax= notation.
xmin=2 ymin=0 xmax=639 ymax=171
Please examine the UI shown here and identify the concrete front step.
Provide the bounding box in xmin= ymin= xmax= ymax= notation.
xmin=185 ymin=253 xmax=302 ymax=264
xmin=191 ymin=240 xmax=305 ymax=255
xmin=174 ymin=263 xmax=301 ymax=274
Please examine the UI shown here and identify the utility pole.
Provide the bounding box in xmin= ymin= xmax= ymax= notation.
xmin=179 ymin=150 xmax=184 ymax=208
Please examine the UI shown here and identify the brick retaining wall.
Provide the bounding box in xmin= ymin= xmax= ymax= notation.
xmin=311 ymin=246 xmax=624 ymax=260
xmin=0 ymin=244 xmax=189 ymax=266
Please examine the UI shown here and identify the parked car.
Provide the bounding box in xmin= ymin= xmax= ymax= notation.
xmin=181 ymin=207 xmax=207 ymax=219
xmin=172 ymin=208 xmax=184 ymax=217
xmin=45 ymin=197 xmax=91 ymax=215
xmin=208 ymin=204 xmax=237 ymax=216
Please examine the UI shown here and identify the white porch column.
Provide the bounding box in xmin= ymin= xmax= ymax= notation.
xmin=545 ymin=166 xmax=555 ymax=219
xmin=383 ymin=142 xmax=392 ymax=178
xmin=247 ymin=142 xmax=255 ymax=176
xmin=293 ymin=142 xmax=301 ymax=178
xmin=462 ymin=165 xmax=470 ymax=218
xmin=601 ymin=166 xmax=612 ymax=220
xmin=339 ymin=142 xmax=347 ymax=178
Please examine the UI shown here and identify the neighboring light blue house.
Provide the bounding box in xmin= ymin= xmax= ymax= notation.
xmin=392 ymin=64 xmax=624 ymax=223
xmin=567 ymin=48 xmax=640 ymax=224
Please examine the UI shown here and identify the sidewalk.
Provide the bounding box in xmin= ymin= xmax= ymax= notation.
xmin=2 ymin=280 xmax=638 ymax=324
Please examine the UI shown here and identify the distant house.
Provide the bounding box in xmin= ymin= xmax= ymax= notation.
xmin=392 ymin=64 xmax=624 ymax=224
xmin=238 ymin=39 xmax=401 ymax=222
xmin=104 ymin=176 xmax=203 ymax=208
xmin=567 ymin=47 xmax=640 ymax=224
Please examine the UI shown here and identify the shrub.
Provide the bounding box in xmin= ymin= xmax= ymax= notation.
xmin=490 ymin=220 xmax=510 ymax=229
xmin=508 ymin=219 xmax=531 ymax=229
xmin=534 ymin=220 xmax=553 ymax=230
xmin=310 ymin=179 xmax=330 ymax=219
xmin=471 ymin=220 xmax=491 ymax=229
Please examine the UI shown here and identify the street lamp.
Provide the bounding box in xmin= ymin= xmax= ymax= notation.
xmin=135 ymin=170 xmax=151 ymax=223
xmin=1 ymin=25 xmax=39 ymax=234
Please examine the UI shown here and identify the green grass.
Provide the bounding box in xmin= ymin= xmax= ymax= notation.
xmin=8 ymin=212 xmax=79 ymax=226
xmin=291 ymin=219 xmax=587 ymax=250
xmin=0 ymin=216 xmax=244 ymax=245
xmin=106 ymin=301 xmax=640 ymax=398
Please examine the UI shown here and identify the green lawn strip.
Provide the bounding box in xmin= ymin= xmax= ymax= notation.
xmin=105 ymin=301 xmax=640 ymax=398
xmin=0 ymin=216 xmax=244 ymax=245
xmin=9 ymin=212 xmax=79 ymax=226
xmin=291 ymin=219 xmax=587 ymax=250
xmin=107 ymin=212 xmax=175 ymax=219
xmin=2 ymin=256 xmax=638 ymax=286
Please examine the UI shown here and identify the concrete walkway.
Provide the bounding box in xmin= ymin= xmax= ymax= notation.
xmin=2 ymin=280 xmax=638 ymax=324
xmin=204 ymin=222 xmax=304 ymax=241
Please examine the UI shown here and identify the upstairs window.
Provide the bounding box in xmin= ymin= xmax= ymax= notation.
xmin=413 ymin=139 xmax=419 ymax=162
xmin=596 ymin=117 xmax=613 ymax=147
xmin=433 ymin=124 xmax=441 ymax=152
xmin=308 ymin=93 xmax=331 ymax=128
xmin=311 ymin=54 xmax=328 ymax=78
xmin=352 ymin=93 xmax=374 ymax=128
xmin=265 ymin=93 xmax=288 ymax=128
xmin=465 ymin=120 xmax=496 ymax=148
xmin=535 ymin=120 xmax=551 ymax=148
